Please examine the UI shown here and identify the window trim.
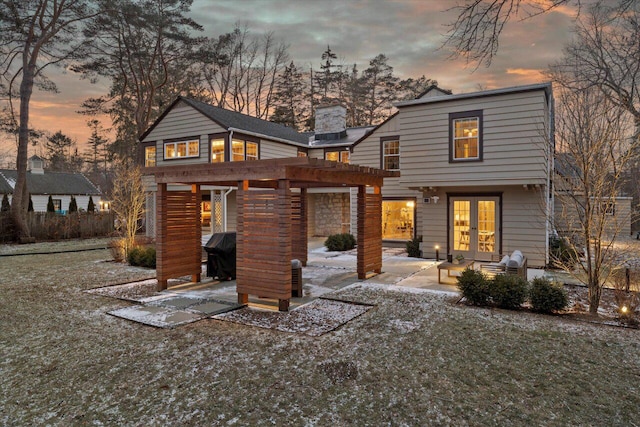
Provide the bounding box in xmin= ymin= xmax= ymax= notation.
xmin=449 ymin=110 xmax=483 ymax=163
xmin=380 ymin=136 xmax=400 ymax=171
xmin=144 ymin=145 xmax=156 ymax=167
xmin=230 ymin=135 xmax=260 ymax=162
xmin=163 ymin=137 xmax=200 ymax=160
xmin=208 ymin=132 xmax=227 ymax=162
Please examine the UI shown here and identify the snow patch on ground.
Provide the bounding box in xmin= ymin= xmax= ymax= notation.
xmin=213 ymin=298 xmax=372 ymax=336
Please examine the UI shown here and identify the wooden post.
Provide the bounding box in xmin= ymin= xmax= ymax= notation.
xmin=357 ymin=185 xmax=366 ymax=280
xmin=237 ymin=180 xmax=249 ymax=305
xmin=192 ymin=184 xmax=201 ymax=284
xmin=156 ymin=182 xmax=167 ymax=291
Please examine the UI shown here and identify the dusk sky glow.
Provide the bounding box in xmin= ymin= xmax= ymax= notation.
xmin=0 ymin=0 xmax=579 ymax=160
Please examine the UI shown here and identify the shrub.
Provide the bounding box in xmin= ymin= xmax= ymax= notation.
xmin=406 ymin=235 xmax=422 ymax=258
xmin=108 ymin=238 xmax=126 ymax=262
xmin=28 ymin=195 xmax=34 ymax=212
xmin=1 ymin=194 xmax=10 ymax=212
xmin=68 ymin=196 xmax=78 ymax=213
xmin=490 ymin=274 xmax=528 ymax=309
xmin=457 ymin=268 xmax=491 ymax=306
xmin=529 ymin=277 xmax=568 ymax=313
xmin=324 ymin=233 xmax=356 ymax=251
xmin=127 ymin=246 xmax=156 ymax=268
xmin=87 ymin=196 xmax=95 ymax=213
xmin=549 ymin=235 xmax=578 ymax=269
xmin=47 ymin=195 xmax=55 ymax=213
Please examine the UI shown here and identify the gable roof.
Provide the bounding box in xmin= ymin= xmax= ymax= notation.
xmin=415 ymin=84 xmax=453 ymax=99
xmin=0 ymin=170 xmax=101 ymax=196
xmin=395 ymin=82 xmax=552 ymax=108
xmin=140 ymin=97 xmax=309 ymax=145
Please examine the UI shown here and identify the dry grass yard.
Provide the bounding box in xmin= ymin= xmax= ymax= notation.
xmin=1 ymin=243 xmax=640 ymax=426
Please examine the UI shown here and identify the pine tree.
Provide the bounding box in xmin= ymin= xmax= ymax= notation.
xmin=68 ymin=196 xmax=78 ymax=213
xmin=270 ymin=61 xmax=308 ymax=130
xmin=361 ymin=54 xmax=398 ymax=125
xmin=87 ymin=196 xmax=95 ymax=213
xmin=1 ymin=194 xmax=10 ymax=212
xmin=28 ymin=195 xmax=34 ymax=212
xmin=45 ymin=130 xmax=75 ymax=171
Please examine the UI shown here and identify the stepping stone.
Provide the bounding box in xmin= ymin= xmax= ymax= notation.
xmin=108 ymin=305 xmax=205 ymax=328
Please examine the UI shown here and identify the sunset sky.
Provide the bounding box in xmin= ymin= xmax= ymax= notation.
xmin=0 ymin=0 xmax=579 ymax=162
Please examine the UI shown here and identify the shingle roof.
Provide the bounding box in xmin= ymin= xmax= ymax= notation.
xmin=309 ymin=126 xmax=375 ymax=148
xmin=0 ymin=170 xmax=101 ymax=195
xmin=142 ymin=97 xmax=309 ymax=145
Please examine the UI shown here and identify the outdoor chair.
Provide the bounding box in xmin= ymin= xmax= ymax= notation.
xmin=480 ymin=250 xmax=527 ymax=279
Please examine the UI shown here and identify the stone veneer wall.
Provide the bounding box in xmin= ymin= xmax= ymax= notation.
xmin=310 ymin=193 xmax=350 ymax=236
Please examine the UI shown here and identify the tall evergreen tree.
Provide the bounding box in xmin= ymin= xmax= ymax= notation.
xmin=45 ymin=131 xmax=76 ymax=172
xmin=270 ymin=61 xmax=308 ymax=130
xmin=47 ymin=196 xmax=55 ymax=213
xmin=361 ymin=54 xmax=399 ymax=126
xmin=68 ymin=196 xmax=78 ymax=213
xmin=28 ymin=195 xmax=33 ymax=212
xmin=87 ymin=196 xmax=95 ymax=213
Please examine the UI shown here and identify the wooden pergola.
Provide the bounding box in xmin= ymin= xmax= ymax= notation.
xmin=147 ymin=157 xmax=399 ymax=311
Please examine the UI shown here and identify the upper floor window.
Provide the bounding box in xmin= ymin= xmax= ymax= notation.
xmin=326 ymin=150 xmax=349 ymax=164
xmin=164 ymin=139 xmax=199 ymax=160
xmin=297 ymin=150 xmax=308 ymax=157
xmin=449 ymin=110 xmax=483 ymax=162
xmin=600 ymin=201 xmax=615 ymax=216
xmin=232 ymin=139 xmax=260 ymax=161
xmin=145 ymin=146 xmax=156 ymax=167
xmin=382 ymin=138 xmax=400 ymax=171
xmin=211 ymin=139 xmax=225 ymax=163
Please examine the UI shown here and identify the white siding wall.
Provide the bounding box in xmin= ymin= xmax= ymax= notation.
xmin=23 ymin=194 xmax=102 ymax=213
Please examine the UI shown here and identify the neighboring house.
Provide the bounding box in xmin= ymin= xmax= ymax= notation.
xmin=350 ymin=83 xmax=554 ymax=267
xmin=140 ymin=83 xmax=554 ymax=267
xmin=554 ymin=152 xmax=633 ymax=238
xmin=0 ymin=156 xmax=102 ymax=213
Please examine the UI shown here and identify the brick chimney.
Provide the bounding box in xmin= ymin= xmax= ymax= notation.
xmin=314 ymin=103 xmax=347 ymax=140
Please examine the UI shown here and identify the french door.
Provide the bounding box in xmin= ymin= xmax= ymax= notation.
xmin=450 ymin=196 xmax=499 ymax=261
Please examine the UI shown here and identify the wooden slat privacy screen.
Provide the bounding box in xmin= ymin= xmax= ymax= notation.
xmin=156 ymin=184 xmax=202 ymax=290
xmin=357 ymin=188 xmax=383 ymax=279
xmin=236 ymin=182 xmax=292 ymax=304
xmin=291 ymin=189 xmax=308 ymax=266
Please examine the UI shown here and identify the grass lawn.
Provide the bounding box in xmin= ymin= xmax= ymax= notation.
xmin=1 ymin=247 xmax=639 ymax=426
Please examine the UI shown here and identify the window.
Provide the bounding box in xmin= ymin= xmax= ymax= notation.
xmin=325 ymin=150 xmax=349 ymax=163
xmin=382 ymin=200 xmax=414 ymax=240
xmin=144 ymin=146 xmax=156 ymax=167
xmin=231 ymin=139 xmax=259 ymax=161
xmin=53 ymin=199 xmax=62 ymax=212
xmin=382 ymin=139 xmax=400 ymax=171
xmin=449 ymin=110 xmax=483 ymax=162
xmin=246 ymin=142 xmax=258 ymax=161
xmin=600 ymin=201 xmax=615 ymax=216
xmin=211 ymin=139 xmax=225 ymax=163
xmin=298 ymin=150 xmax=307 ymax=157
xmin=164 ymin=139 xmax=199 ymax=160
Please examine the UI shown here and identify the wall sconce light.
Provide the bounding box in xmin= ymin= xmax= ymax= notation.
xmin=431 ymin=196 xmax=440 ymax=204
xmin=435 ymin=245 xmax=440 ymax=261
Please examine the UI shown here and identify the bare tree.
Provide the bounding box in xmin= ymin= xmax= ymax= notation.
xmin=442 ymin=0 xmax=573 ymax=67
xmin=0 ymin=0 xmax=97 ymax=238
xmin=552 ymin=84 xmax=639 ymax=314
xmin=76 ymin=0 xmax=205 ymax=160
xmin=201 ymin=25 xmax=289 ymax=119
xmin=111 ymin=161 xmax=145 ymax=257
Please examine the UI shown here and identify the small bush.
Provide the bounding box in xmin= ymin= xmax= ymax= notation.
xmin=549 ymin=236 xmax=578 ymax=269
xmin=127 ymin=246 xmax=156 ymax=268
xmin=109 ymin=238 xmax=126 ymax=262
xmin=490 ymin=274 xmax=528 ymax=309
xmin=324 ymin=233 xmax=356 ymax=251
xmin=529 ymin=277 xmax=568 ymax=313
xmin=457 ymin=269 xmax=491 ymax=306
xmin=406 ymin=235 xmax=422 ymax=258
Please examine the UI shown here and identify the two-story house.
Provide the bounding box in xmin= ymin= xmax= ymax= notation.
xmin=350 ymin=83 xmax=554 ymax=267
xmin=140 ymin=82 xmax=554 ymax=267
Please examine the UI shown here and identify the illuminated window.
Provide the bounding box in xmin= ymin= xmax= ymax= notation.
xmin=164 ymin=139 xmax=199 ymax=159
xmin=246 ymin=142 xmax=258 ymax=161
xmin=450 ymin=110 xmax=483 ymax=162
xmin=382 ymin=200 xmax=415 ymax=240
xmin=232 ymin=139 xmax=259 ymax=161
xmin=211 ymin=139 xmax=225 ymax=163
xmin=325 ymin=150 xmax=349 ymax=163
xmin=144 ymin=146 xmax=156 ymax=167
xmin=382 ymin=139 xmax=400 ymax=170
xmin=298 ymin=150 xmax=307 ymax=157
xmin=52 ymin=199 xmax=62 ymax=212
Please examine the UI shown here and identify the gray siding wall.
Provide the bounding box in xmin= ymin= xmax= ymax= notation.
xmin=419 ymin=186 xmax=548 ymax=268
xmin=398 ymin=90 xmax=549 ymax=187
xmin=260 ymin=139 xmax=298 ymax=159
xmin=554 ymin=196 xmax=632 ymax=238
